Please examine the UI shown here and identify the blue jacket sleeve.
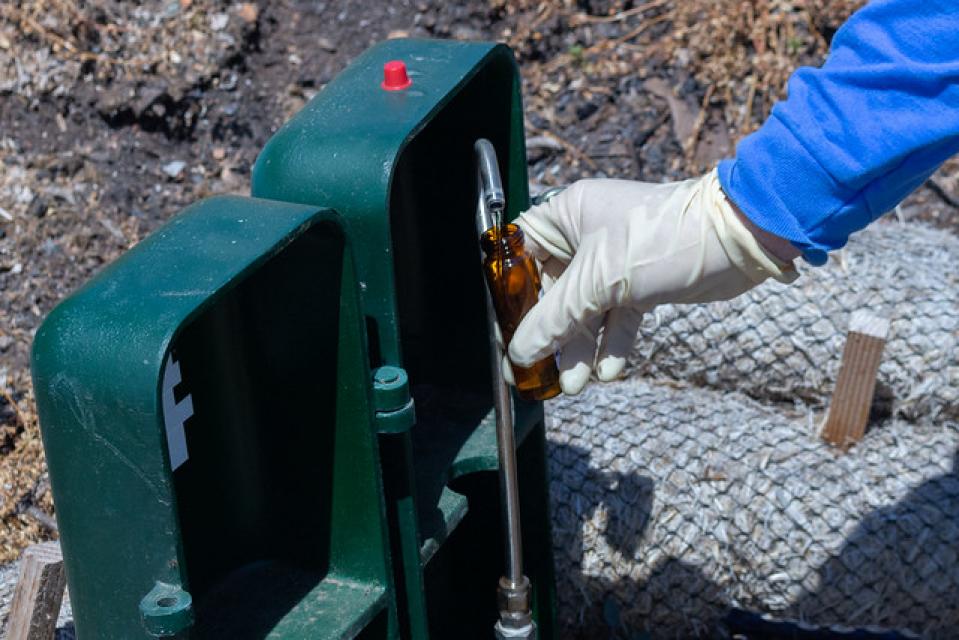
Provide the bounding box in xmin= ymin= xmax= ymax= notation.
xmin=717 ymin=0 xmax=959 ymax=265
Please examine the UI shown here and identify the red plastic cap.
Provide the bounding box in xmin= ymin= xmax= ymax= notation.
xmin=381 ymin=60 xmax=412 ymax=91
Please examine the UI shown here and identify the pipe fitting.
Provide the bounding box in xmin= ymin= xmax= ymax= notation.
xmin=495 ymin=575 xmax=536 ymax=638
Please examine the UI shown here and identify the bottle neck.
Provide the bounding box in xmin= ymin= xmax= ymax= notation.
xmin=481 ymin=223 xmax=525 ymax=258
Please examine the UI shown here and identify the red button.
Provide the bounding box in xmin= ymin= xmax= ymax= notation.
xmin=382 ymin=60 xmax=412 ymax=91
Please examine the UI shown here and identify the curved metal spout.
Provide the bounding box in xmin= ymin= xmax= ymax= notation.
xmin=475 ymin=138 xmax=505 ymax=238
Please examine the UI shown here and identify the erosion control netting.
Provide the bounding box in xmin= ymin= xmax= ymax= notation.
xmin=548 ymin=381 xmax=959 ymax=638
xmin=547 ymin=222 xmax=959 ymax=638
xmin=630 ymin=221 xmax=959 ymax=424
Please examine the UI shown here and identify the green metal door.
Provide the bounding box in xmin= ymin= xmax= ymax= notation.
xmin=32 ymin=196 xmax=395 ymax=638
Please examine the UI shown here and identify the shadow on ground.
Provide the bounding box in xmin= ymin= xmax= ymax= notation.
xmin=549 ymin=442 xmax=959 ymax=640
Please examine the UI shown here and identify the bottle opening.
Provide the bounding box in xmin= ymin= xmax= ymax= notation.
xmin=480 ymin=223 xmax=524 ymax=256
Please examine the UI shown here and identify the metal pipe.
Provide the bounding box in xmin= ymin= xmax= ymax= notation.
xmin=486 ymin=293 xmax=524 ymax=586
xmin=475 ymin=137 xmax=523 ymax=585
xmin=476 ymin=139 xmax=536 ymax=639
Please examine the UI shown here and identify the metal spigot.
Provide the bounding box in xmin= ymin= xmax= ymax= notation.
xmin=474 ymin=138 xmax=537 ymax=640
xmin=475 ymin=138 xmax=505 ymax=222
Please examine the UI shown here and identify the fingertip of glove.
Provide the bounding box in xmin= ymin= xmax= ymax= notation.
xmin=596 ymin=355 xmax=627 ymax=382
xmin=501 ymin=355 xmax=515 ymax=386
xmin=560 ymin=363 xmax=590 ymax=396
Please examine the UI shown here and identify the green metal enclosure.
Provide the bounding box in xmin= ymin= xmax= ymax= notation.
xmin=31 ymin=39 xmax=557 ymax=639
xmin=252 ymin=38 xmax=556 ymax=640
xmin=32 ymin=198 xmax=394 ymax=638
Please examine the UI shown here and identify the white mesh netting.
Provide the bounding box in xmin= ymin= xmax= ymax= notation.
xmin=547 ymin=221 xmax=959 ymax=639
xmin=630 ymin=222 xmax=959 ymax=423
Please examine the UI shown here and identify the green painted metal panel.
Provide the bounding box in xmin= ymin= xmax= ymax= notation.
xmin=32 ymin=196 xmax=393 ymax=638
xmin=252 ymin=38 xmax=557 ymax=639
xmin=252 ymin=38 xmax=529 ymax=368
xmin=34 ymin=37 xmax=559 ymax=640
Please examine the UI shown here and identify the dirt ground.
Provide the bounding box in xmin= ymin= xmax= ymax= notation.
xmin=1 ymin=0 xmax=958 ymax=593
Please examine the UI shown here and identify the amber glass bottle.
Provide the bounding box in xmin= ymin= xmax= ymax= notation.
xmin=481 ymin=223 xmax=562 ymax=401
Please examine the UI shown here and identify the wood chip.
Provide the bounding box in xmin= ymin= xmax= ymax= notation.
xmin=643 ymin=77 xmax=699 ymax=146
xmin=237 ymin=3 xmax=258 ymax=24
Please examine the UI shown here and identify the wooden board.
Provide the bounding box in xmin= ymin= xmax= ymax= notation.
xmin=6 ymin=541 xmax=65 ymax=640
xmin=821 ymin=311 xmax=890 ymax=449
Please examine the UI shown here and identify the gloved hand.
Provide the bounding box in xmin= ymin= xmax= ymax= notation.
xmin=508 ymin=169 xmax=799 ymax=395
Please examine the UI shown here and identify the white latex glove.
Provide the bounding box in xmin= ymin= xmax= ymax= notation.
xmin=509 ymin=169 xmax=798 ymax=395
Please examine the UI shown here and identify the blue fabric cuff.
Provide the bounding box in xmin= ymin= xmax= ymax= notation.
xmin=717 ymin=114 xmax=856 ymax=266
